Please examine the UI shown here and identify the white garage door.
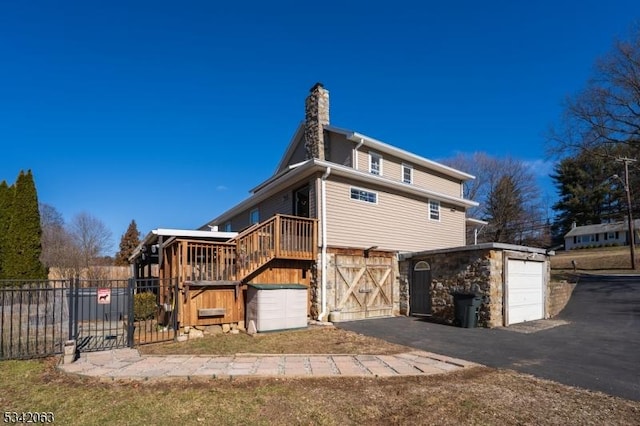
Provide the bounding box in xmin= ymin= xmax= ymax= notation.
xmin=507 ymin=260 xmax=544 ymax=325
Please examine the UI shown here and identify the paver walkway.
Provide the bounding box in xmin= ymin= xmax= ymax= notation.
xmin=58 ymin=348 xmax=479 ymax=380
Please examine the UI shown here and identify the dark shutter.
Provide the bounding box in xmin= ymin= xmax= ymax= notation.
xmin=574 ymin=236 xmax=577 ymax=244
xmin=596 ymin=234 xmax=599 ymax=242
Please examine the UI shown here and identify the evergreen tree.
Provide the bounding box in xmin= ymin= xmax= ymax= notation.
xmin=3 ymin=170 xmax=47 ymax=279
xmin=0 ymin=181 xmax=13 ymax=279
xmin=550 ymin=146 xmax=634 ymax=243
xmin=115 ymin=220 xmax=141 ymax=266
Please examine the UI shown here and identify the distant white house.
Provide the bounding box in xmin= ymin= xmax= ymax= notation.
xmin=564 ymin=220 xmax=640 ymax=250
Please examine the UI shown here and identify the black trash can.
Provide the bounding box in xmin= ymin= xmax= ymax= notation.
xmin=452 ymin=292 xmax=483 ymax=328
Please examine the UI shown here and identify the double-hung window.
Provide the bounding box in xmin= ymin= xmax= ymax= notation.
xmin=369 ymin=152 xmax=382 ymax=176
xmin=429 ymin=200 xmax=440 ymax=221
xmin=402 ymin=164 xmax=413 ymax=184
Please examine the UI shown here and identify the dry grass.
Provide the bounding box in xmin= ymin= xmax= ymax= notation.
xmin=1 ymin=358 xmax=638 ymax=425
xmin=138 ymin=325 xmax=411 ymax=356
xmin=551 ymin=246 xmax=636 ymax=272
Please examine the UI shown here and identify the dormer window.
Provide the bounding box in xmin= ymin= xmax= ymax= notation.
xmin=402 ymin=164 xmax=413 ymax=184
xmin=369 ymin=152 xmax=383 ymax=176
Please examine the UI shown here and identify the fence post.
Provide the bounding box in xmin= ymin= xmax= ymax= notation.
xmin=172 ymin=277 xmax=179 ymax=341
xmin=127 ymin=278 xmax=135 ymax=348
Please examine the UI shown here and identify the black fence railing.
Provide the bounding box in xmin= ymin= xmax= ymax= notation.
xmin=0 ymin=280 xmax=70 ymax=360
xmin=0 ymin=277 xmax=179 ymax=360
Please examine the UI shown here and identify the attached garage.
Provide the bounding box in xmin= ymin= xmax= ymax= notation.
xmin=399 ymin=243 xmax=552 ymax=328
xmin=506 ymin=259 xmax=545 ymax=325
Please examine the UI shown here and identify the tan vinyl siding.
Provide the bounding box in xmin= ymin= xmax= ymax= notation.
xmin=324 ymin=177 xmax=465 ymax=252
xmin=354 ymin=148 xmax=462 ymax=197
xmin=220 ymin=180 xmax=318 ymax=232
xmin=412 ymin=165 xmax=462 ymax=197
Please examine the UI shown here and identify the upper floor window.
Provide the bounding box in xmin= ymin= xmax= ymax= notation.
xmin=402 ymin=164 xmax=413 ymax=184
xmin=224 ymin=222 xmax=232 ymax=232
xmin=429 ymin=200 xmax=440 ymax=221
xmin=369 ymin=152 xmax=383 ymax=176
xmin=249 ymin=208 xmax=260 ymax=225
xmin=350 ymin=187 xmax=378 ymax=204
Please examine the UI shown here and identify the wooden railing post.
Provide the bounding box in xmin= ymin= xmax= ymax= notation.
xmin=275 ymin=215 xmax=282 ymax=258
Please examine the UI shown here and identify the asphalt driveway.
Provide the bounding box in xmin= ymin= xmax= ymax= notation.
xmin=337 ymin=274 xmax=640 ymax=401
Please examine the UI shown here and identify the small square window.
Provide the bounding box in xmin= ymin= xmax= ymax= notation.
xmin=429 ymin=200 xmax=440 ymax=221
xmin=249 ymin=209 xmax=260 ymax=225
xmin=369 ymin=152 xmax=382 ymax=176
xmin=402 ymin=164 xmax=413 ymax=184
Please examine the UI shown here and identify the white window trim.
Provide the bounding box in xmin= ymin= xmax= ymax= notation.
xmin=350 ymin=187 xmax=378 ymax=204
xmin=429 ymin=199 xmax=440 ymax=221
xmin=369 ymin=152 xmax=383 ymax=176
xmin=402 ymin=163 xmax=413 ymax=184
xmin=249 ymin=208 xmax=260 ymax=224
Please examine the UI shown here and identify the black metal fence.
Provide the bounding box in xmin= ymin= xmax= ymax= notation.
xmin=0 ymin=277 xmax=179 ymax=360
xmin=0 ymin=280 xmax=70 ymax=360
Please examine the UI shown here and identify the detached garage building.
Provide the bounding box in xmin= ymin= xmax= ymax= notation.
xmin=399 ymin=243 xmax=553 ymax=327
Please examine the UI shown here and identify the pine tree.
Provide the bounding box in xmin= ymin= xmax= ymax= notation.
xmin=115 ymin=220 xmax=141 ymax=266
xmin=0 ymin=180 xmax=13 ymax=279
xmin=551 ymin=147 xmax=629 ymax=243
xmin=3 ymin=170 xmax=47 ymax=279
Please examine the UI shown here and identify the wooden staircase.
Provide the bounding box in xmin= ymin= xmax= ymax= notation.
xmin=165 ymin=214 xmax=317 ymax=285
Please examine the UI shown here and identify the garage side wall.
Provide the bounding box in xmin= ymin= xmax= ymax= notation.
xmin=401 ymin=246 xmax=552 ymax=328
xmin=399 ymin=248 xmax=504 ymax=327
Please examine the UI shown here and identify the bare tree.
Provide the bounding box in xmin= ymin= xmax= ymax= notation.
xmin=39 ymin=203 xmax=82 ymax=278
xmin=547 ymin=23 xmax=640 ymax=157
xmin=68 ymin=212 xmax=113 ymax=279
xmin=443 ymin=153 xmax=548 ymax=246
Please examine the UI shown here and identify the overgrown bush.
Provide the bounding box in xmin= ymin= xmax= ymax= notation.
xmin=134 ymin=292 xmax=157 ymax=320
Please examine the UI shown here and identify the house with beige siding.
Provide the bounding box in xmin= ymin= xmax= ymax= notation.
xmin=198 ymin=83 xmax=479 ymax=322
xmin=202 ymin=83 xmax=477 ymax=252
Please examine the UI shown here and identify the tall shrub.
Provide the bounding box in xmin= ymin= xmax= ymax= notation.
xmin=3 ymin=170 xmax=47 ymax=279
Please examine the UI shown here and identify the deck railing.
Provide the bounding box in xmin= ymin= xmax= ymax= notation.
xmin=167 ymin=214 xmax=317 ymax=283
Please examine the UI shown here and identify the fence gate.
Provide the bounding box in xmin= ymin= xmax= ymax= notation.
xmin=334 ymin=254 xmax=394 ymax=321
xmin=1 ymin=277 xmax=178 ymax=360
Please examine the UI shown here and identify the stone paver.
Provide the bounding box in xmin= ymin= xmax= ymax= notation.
xmin=58 ymin=348 xmax=479 ymax=380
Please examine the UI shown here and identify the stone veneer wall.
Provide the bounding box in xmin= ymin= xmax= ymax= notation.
xmin=400 ymin=246 xmax=551 ymax=328
xmin=547 ymin=279 xmax=576 ymax=317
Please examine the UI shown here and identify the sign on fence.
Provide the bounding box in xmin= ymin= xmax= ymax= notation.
xmin=97 ymin=288 xmax=111 ymax=304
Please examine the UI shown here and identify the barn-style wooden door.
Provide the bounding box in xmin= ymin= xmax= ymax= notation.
xmin=334 ymin=254 xmax=393 ymax=321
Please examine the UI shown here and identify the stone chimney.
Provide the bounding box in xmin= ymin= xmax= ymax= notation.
xmin=304 ymin=82 xmax=329 ymax=160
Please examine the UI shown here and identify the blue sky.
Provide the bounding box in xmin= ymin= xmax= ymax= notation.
xmin=1 ymin=1 xmax=638 ymax=254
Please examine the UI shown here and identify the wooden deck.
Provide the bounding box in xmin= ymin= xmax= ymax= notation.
xmin=159 ymin=215 xmax=317 ymax=328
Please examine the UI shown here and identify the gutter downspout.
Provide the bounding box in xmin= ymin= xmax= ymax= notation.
xmin=353 ymin=138 xmax=364 ymax=169
xmin=318 ymin=166 xmax=332 ymax=322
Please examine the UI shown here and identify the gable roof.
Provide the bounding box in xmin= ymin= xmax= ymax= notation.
xmin=564 ymin=220 xmax=640 ymax=238
xmin=200 ymin=158 xmax=479 ymax=229
xmin=324 ymin=125 xmax=475 ymax=182
xmin=273 ymin=123 xmax=475 ymax=183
